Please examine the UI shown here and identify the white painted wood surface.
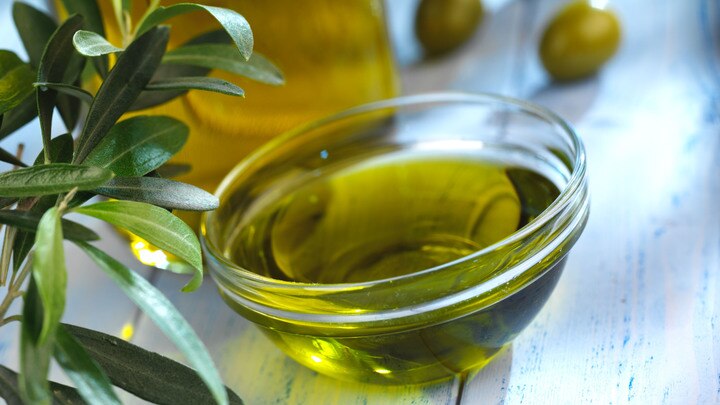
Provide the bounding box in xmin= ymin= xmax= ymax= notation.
xmin=2 ymin=0 xmax=719 ymax=404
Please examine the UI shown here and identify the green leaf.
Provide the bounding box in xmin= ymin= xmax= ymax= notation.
xmin=0 ymin=51 xmax=35 ymax=115
xmin=72 ymin=30 xmax=123 ymax=57
xmin=19 ymin=279 xmax=52 ymax=405
xmin=164 ymin=45 xmax=284 ymax=85
xmin=34 ymin=133 xmax=75 ymax=165
xmin=12 ymin=2 xmax=58 ymax=69
xmin=60 ymin=0 xmax=109 ymax=76
xmin=129 ymin=30 xmax=223 ymax=111
xmin=0 ymin=365 xmax=23 ymax=404
xmin=74 ymin=26 xmax=170 ymax=164
xmin=94 ymin=177 xmax=219 ymax=211
xmin=146 ymin=76 xmax=244 ymax=97
xmin=34 ymin=82 xmax=93 ymax=104
xmin=1 ymin=365 xmax=85 ymax=405
xmin=36 ymin=14 xmax=84 ymax=163
xmin=32 ymin=207 xmax=67 ymax=344
xmin=0 ymin=146 xmax=26 ymax=167
xmin=75 ymin=244 xmax=228 ymax=405
xmin=73 ymin=200 xmax=202 ymax=291
xmin=0 ymin=163 xmax=114 ymax=197
xmin=13 ymin=196 xmax=56 ymax=272
xmin=0 ymin=210 xmax=99 ymax=241
xmin=64 ymin=324 xmax=244 ymax=405
xmin=83 ymin=115 xmax=188 ymax=177
xmin=54 ymin=325 xmax=121 ymax=405
xmin=0 ymin=93 xmax=37 ymax=141
xmin=136 ymin=3 xmax=252 ymax=60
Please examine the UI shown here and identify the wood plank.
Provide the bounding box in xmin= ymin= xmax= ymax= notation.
xmin=462 ymin=0 xmax=720 ymax=403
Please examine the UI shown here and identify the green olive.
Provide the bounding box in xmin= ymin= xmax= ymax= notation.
xmin=539 ymin=1 xmax=621 ymax=81
xmin=415 ymin=0 xmax=484 ymax=56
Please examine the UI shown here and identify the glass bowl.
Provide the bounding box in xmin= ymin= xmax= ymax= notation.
xmin=201 ymin=93 xmax=589 ymax=385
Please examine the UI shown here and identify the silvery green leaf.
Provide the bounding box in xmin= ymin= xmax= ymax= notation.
xmin=72 ymin=30 xmax=123 ymax=57
xmin=146 ymin=76 xmax=244 ymax=97
xmin=164 ymin=45 xmax=284 ymax=85
xmin=61 ymin=0 xmax=109 ymax=76
xmin=54 ymin=326 xmax=121 ymax=405
xmin=75 ymin=245 xmax=228 ymax=405
xmin=94 ymin=177 xmax=219 ymax=211
xmin=136 ymin=3 xmax=252 ymax=60
xmin=73 ymin=200 xmax=203 ymax=291
xmin=0 ymin=164 xmax=114 ymax=197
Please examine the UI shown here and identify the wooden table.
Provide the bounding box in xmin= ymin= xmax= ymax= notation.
xmin=2 ymin=0 xmax=719 ymax=403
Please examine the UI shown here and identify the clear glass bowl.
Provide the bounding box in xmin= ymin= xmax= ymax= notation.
xmin=202 ymin=93 xmax=589 ymax=385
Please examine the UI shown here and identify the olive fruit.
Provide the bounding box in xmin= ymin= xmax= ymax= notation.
xmin=539 ymin=1 xmax=621 ymax=81
xmin=415 ymin=0 xmax=484 ymax=56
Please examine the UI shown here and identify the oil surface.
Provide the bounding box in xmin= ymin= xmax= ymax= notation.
xmin=226 ymin=150 xmax=559 ymax=284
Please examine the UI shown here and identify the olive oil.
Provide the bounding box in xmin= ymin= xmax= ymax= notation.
xmin=226 ymin=150 xmax=559 ymax=284
xmin=215 ymin=146 xmax=565 ymax=383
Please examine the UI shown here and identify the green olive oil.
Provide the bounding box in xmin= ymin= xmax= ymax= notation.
xmin=218 ymin=148 xmax=566 ymax=384
xmin=225 ymin=150 xmax=559 ymax=284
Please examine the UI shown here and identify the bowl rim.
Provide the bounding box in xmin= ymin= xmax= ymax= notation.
xmin=201 ymin=91 xmax=587 ymax=291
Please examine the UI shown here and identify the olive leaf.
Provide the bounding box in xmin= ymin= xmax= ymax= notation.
xmin=63 ymin=324 xmax=244 ymax=405
xmin=0 ymin=51 xmax=35 ymax=115
xmin=135 ymin=3 xmax=253 ymax=60
xmin=34 ymin=82 xmax=93 ymax=104
xmin=13 ymin=196 xmax=56 ymax=273
xmin=72 ymin=30 xmax=123 ymax=57
xmin=1 ymin=365 xmax=86 ymax=405
xmin=36 ymin=14 xmax=85 ymax=163
xmin=146 ymin=76 xmax=245 ymax=97
xmin=83 ymin=115 xmax=188 ymax=177
xmin=19 ymin=279 xmax=53 ymax=404
xmin=12 ymin=2 xmax=58 ymax=69
xmin=94 ymin=177 xmax=219 ymax=211
xmin=0 ymin=365 xmax=24 ymax=404
xmin=74 ymin=244 xmax=229 ymax=405
xmin=0 ymin=147 xmax=26 ymax=167
xmin=54 ymin=325 xmax=121 ymax=405
xmin=31 ymin=207 xmax=67 ymax=345
xmin=72 ymin=201 xmax=202 ymax=291
xmin=61 ymin=0 xmax=109 ymax=76
xmin=0 ymin=210 xmax=98 ymax=241
xmin=0 ymin=93 xmax=37 ymax=141
xmin=74 ymin=26 xmax=170 ymax=164
xmin=34 ymin=133 xmax=75 ymax=165
xmin=0 ymin=164 xmax=114 ymax=197
xmin=129 ymin=30 xmax=225 ymax=111
xmin=164 ymin=45 xmax=284 ymax=85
